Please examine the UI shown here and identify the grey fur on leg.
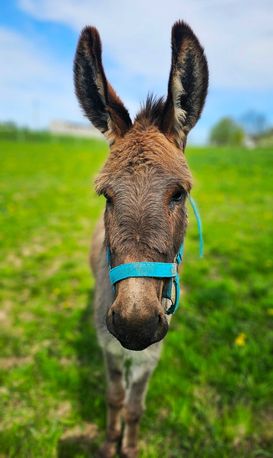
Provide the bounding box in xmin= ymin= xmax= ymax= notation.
xmin=98 ymin=351 xmax=126 ymax=458
xmin=121 ymin=364 xmax=153 ymax=458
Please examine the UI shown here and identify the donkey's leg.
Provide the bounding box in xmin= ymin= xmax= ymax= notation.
xmin=98 ymin=351 xmax=125 ymax=458
xmin=120 ymin=365 xmax=152 ymax=458
xmin=105 ymin=352 xmax=125 ymax=443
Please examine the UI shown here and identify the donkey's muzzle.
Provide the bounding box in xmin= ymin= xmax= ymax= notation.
xmin=106 ymin=304 xmax=168 ymax=351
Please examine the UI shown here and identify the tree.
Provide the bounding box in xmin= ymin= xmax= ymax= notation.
xmin=240 ymin=110 xmax=267 ymax=136
xmin=209 ymin=117 xmax=245 ymax=146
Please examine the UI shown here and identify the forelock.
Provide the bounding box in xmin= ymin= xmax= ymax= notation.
xmin=134 ymin=94 xmax=165 ymax=129
xmin=95 ymin=124 xmax=193 ymax=195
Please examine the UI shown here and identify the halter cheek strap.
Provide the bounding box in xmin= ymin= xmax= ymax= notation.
xmin=106 ymin=195 xmax=203 ymax=315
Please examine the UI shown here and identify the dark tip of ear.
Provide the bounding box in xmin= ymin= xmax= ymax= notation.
xmin=171 ymin=20 xmax=202 ymax=51
xmin=78 ymin=25 xmax=102 ymax=59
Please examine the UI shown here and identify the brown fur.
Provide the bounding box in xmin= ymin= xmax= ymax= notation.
xmin=96 ymin=123 xmax=192 ymax=263
xmin=74 ymin=20 xmax=208 ymax=457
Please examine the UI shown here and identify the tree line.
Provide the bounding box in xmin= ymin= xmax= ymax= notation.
xmin=210 ymin=111 xmax=272 ymax=147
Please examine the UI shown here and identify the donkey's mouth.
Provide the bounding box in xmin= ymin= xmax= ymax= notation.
xmin=116 ymin=338 xmax=155 ymax=351
xmin=113 ymin=327 xmax=168 ymax=352
xmin=106 ymin=306 xmax=169 ymax=351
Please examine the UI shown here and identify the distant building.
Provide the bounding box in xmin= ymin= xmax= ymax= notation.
xmin=243 ymin=134 xmax=256 ymax=149
xmin=49 ymin=120 xmax=103 ymax=138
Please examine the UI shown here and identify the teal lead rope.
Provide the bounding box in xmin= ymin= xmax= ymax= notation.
xmin=188 ymin=194 xmax=204 ymax=257
xmin=107 ymin=194 xmax=204 ymax=314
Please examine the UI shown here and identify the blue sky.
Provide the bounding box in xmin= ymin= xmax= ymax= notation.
xmin=1 ymin=0 xmax=273 ymax=144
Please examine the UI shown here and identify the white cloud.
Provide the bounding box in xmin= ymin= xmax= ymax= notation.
xmin=1 ymin=1 xmax=273 ymax=142
xmin=0 ymin=27 xmax=82 ymax=128
xmin=18 ymin=0 xmax=273 ymax=89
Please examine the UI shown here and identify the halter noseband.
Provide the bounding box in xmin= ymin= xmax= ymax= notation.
xmin=106 ymin=195 xmax=203 ymax=315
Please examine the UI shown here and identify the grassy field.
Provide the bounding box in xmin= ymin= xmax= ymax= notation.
xmin=0 ymin=138 xmax=272 ymax=458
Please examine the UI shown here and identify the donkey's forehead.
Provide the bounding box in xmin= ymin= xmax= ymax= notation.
xmin=95 ymin=126 xmax=193 ymax=193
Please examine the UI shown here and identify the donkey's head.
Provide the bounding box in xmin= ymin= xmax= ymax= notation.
xmin=74 ymin=21 xmax=208 ymax=350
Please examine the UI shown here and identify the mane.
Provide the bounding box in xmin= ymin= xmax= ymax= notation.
xmin=134 ymin=94 xmax=166 ymax=128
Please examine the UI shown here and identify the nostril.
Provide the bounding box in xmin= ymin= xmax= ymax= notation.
xmin=158 ymin=314 xmax=162 ymax=324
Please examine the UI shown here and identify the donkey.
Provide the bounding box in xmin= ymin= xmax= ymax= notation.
xmin=74 ymin=20 xmax=208 ymax=458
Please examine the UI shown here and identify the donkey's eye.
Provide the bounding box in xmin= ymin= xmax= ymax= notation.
xmin=169 ymin=189 xmax=186 ymax=210
xmin=171 ymin=190 xmax=185 ymax=203
xmin=104 ymin=193 xmax=113 ymax=206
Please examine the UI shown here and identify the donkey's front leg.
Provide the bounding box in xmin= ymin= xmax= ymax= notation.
xmin=98 ymin=351 xmax=125 ymax=458
xmin=121 ymin=367 xmax=151 ymax=458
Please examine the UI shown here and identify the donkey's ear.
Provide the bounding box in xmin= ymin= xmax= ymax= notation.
xmin=74 ymin=26 xmax=132 ymax=142
xmin=161 ymin=21 xmax=208 ymax=146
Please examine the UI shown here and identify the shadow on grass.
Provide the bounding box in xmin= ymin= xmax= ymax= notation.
xmin=58 ymin=424 xmax=99 ymax=458
xmin=58 ymin=288 xmax=106 ymax=458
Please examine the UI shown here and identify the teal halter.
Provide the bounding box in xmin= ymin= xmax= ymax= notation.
xmin=107 ymin=195 xmax=203 ymax=315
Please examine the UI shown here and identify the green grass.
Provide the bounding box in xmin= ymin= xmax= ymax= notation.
xmin=0 ymin=139 xmax=272 ymax=458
